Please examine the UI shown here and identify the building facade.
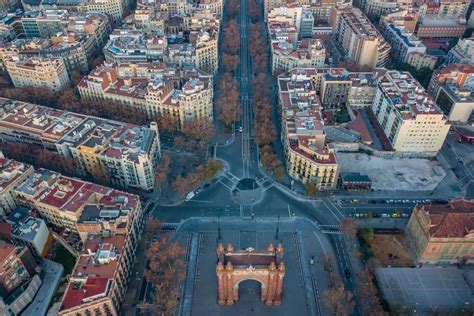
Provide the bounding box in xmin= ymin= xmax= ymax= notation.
xmin=371 ymin=70 xmax=450 ymax=154
xmin=447 ymin=37 xmax=474 ymax=64
xmin=428 ymin=64 xmax=474 ymax=123
xmin=333 ymin=7 xmax=391 ymax=68
xmin=405 ymin=200 xmax=474 ymax=264
xmin=0 ymin=158 xmax=34 ymax=216
xmin=0 ymin=98 xmax=161 ymax=191
xmin=278 ymin=69 xmax=339 ymax=190
xmin=4 ymin=57 xmax=70 ymax=92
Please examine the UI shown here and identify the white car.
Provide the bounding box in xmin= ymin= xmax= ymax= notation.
xmin=238 ymin=126 xmax=243 ymax=133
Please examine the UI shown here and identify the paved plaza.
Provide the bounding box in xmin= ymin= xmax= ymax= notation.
xmin=376 ymin=267 xmax=474 ymax=312
xmin=173 ymin=218 xmax=336 ymax=316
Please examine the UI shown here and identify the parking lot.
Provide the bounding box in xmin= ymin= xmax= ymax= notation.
xmin=337 ymin=153 xmax=446 ymax=191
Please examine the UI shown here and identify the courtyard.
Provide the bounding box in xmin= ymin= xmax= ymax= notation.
xmin=367 ymin=234 xmax=414 ymax=267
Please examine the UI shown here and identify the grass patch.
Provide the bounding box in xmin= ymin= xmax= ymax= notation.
xmin=52 ymin=244 xmax=76 ymax=275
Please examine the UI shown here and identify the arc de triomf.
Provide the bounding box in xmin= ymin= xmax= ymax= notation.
xmin=216 ymin=243 xmax=286 ymax=305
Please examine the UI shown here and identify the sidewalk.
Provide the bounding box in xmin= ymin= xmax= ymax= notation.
xmin=121 ymin=236 xmax=149 ymax=315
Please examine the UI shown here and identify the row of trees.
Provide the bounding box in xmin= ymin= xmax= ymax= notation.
xmin=217 ymin=10 xmax=241 ymax=128
xmin=249 ymin=22 xmax=269 ymax=73
xmin=247 ymin=0 xmax=284 ymax=177
xmin=141 ymin=219 xmax=187 ymax=315
xmin=1 ymin=142 xmax=79 ymax=178
xmin=323 ymin=271 xmax=355 ymax=316
xmin=216 ymin=73 xmax=240 ymax=127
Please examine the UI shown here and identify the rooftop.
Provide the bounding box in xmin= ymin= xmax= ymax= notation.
xmin=0 ymin=157 xmax=31 ymax=194
xmin=377 ymin=70 xmax=443 ymax=118
xmin=0 ymin=240 xmax=16 ymax=262
xmin=60 ymin=235 xmax=127 ymax=311
xmin=0 ymin=98 xmax=157 ymax=163
xmin=418 ymin=199 xmax=474 ymax=238
xmin=15 ymin=168 xmax=139 ymax=216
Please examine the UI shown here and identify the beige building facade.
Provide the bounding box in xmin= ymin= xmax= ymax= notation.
xmin=5 ymin=57 xmax=70 ymax=92
xmin=371 ymin=71 xmax=450 ymax=154
xmin=333 ymin=7 xmax=391 ymax=68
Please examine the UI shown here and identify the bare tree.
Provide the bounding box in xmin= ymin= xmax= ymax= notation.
xmin=222 ymin=54 xmax=240 ymax=72
xmin=155 ymin=153 xmax=172 ymax=187
xmin=357 ymin=269 xmax=388 ymax=316
xmin=323 ymin=272 xmax=355 ymax=316
xmin=339 ymin=218 xmax=358 ymax=238
xmin=223 ymin=20 xmax=240 ymax=54
xmin=141 ymin=220 xmax=187 ymax=315
xmin=226 ymin=0 xmax=239 ymax=19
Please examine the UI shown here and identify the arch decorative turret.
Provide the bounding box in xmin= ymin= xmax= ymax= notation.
xmin=216 ymin=244 xmax=285 ymax=305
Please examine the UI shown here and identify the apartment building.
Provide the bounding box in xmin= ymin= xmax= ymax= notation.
xmin=264 ymin=0 xmax=350 ymax=24
xmin=347 ymin=72 xmax=377 ymax=108
xmin=10 ymin=216 xmax=52 ymax=259
xmin=192 ymin=29 xmax=218 ymax=74
xmin=371 ymin=70 xmax=450 ymax=154
xmin=285 ymin=67 xmax=376 ymax=109
xmin=146 ymin=71 xmax=213 ymax=127
xmin=19 ymin=10 xmax=111 ymax=48
xmin=269 ymin=22 xmax=325 ymax=74
xmin=278 ymin=70 xmax=339 ymax=190
xmin=21 ymin=9 xmax=68 ymax=38
xmin=57 ymin=181 xmax=143 ymax=314
xmin=267 ymin=4 xmax=304 ymax=34
xmin=0 ymin=11 xmax=24 ymax=41
xmin=198 ymin=0 xmax=224 ymax=18
xmin=0 ymin=240 xmax=36 ymax=298
xmin=405 ymin=199 xmax=474 ymax=264
xmin=383 ymin=23 xmax=427 ymax=64
xmin=0 ymin=98 xmax=161 ymax=191
xmin=166 ymin=41 xmax=197 ymax=68
xmin=85 ymin=0 xmax=125 ymax=22
xmin=405 ymin=52 xmax=437 ymax=70
xmin=447 ymin=37 xmax=474 ymax=64
xmin=5 ymin=57 xmax=70 ymax=92
xmin=128 ymin=4 xmax=165 ymax=33
xmin=0 ymin=158 xmax=34 ymax=216
xmin=0 ymin=32 xmax=96 ymax=74
xmin=416 ymin=15 xmax=466 ymax=39
xmin=59 ymin=235 xmax=137 ymax=315
xmin=333 ymin=7 xmax=391 ymax=68
xmin=65 ymin=13 xmax=112 ymax=48
xmin=358 ymin=0 xmax=413 ymax=19
xmin=428 ymin=64 xmax=474 ymax=123
xmin=78 ymin=62 xmax=213 ymax=127
xmin=78 ymin=64 xmax=148 ymax=112
xmin=103 ymin=29 xmax=167 ymax=64
xmin=419 ymin=0 xmax=469 ymax=17
xmin=15 ymin=168 xmax=142 ymax=234
xmin=319 ymin=70 xmax=352 ymax=108
xmin=379 ymin=8 xmax=419 ymax=33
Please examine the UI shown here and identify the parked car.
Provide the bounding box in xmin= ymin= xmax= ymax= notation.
xmin=185 ymin=191 xmax=195 ymax=201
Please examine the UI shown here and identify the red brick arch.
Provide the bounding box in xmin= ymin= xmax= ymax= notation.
xmin=216 ymin=243 xmax=285 ymax=305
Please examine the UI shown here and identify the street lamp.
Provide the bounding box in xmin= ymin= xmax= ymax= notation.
xmin=218 ymin=215 xmax=221 ymax=241
xmin=275 ymin=214 xmax=280 ymax=240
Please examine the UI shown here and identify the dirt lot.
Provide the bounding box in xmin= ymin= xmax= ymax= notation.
xmin=368 ymin=234 xmax=414 ymax=267
xmin=337 ymin=153 xmax=446 ymax=191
